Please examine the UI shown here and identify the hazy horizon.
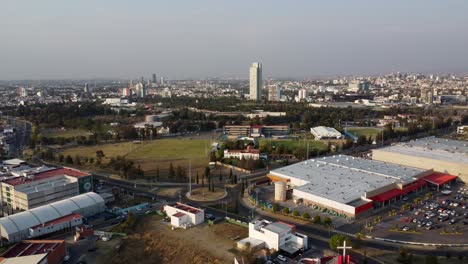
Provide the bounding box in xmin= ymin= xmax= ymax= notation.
xmin=2 ymin=0 xmax=468 ymax=80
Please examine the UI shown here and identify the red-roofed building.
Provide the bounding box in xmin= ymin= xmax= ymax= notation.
xmin=0 ymin=240 xmax=66 ymax=264
xmin=0 ymin=167 xmax=93 ymax=210
xmin=224 ymin=146 xmax=260 ymax=160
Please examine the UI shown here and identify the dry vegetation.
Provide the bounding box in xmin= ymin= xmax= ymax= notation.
xmin=111 ymin=215 xmax=248 ymax=264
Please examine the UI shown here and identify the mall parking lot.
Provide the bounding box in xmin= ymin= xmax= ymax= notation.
xmin=370 ymin=183 xmax=468 ymax=243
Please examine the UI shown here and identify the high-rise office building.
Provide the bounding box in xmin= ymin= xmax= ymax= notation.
xmin=84 ymin=83 xmax=89 ymax=93
xmin=249 ymin=62 xmax=262 ymax=101
xmin=160 ymin=77 xmax=165 ymax=85
xmin=135 ymin=82 xmax=146 ymax=98
xmin=268 ymin=85 xmax=281 ymax=101
xmin=152 ymin=73 xmax=157 ymax=84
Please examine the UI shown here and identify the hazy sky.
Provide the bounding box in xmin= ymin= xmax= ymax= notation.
xmin=1 ymin=0 xmax=468 ymax=80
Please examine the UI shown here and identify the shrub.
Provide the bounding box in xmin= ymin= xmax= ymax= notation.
xmin=323 ymin=217 xmax=332 ymax=226
xmin=302 ymin=212 xmax=310 ymax=219
xmin=282 ymin=208 xmax=290 ymax=214
xmin=313 ymin=215 xmax=321 ymax=224
xmin=272 ymin=203 xmax=280 ymax=212
xmin=292 ymin=210 xmax=299 ymax=217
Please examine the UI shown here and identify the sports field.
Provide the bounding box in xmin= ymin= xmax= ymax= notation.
xmin=346 ymin=127 xmax=382 ymax=140
xmin=61 ymin=139 xmax=212 ymax=179
xmin=43 ymin=129 xmax=92 ymax=138
xmin=258 ymin=139 xmax=327 ymax=152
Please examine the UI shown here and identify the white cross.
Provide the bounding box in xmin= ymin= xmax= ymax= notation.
xmin=336 ymin=240 xmax=352 ymax=262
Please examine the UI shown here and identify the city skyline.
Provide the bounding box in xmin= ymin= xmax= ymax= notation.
xmin=1 ymin=1 xmax=468 ymax=80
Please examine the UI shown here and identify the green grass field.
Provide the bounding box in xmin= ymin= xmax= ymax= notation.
xmin=60 ymin=139 xmax=212 ymax=178
xmin=346 ymin=127 xmax=382 ymax=140
xmin=43 ymin=129 xmax=92 ymax=138
xmin=258 ymin=139 xmax=328 ymax=152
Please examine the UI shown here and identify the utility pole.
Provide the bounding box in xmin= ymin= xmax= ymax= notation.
xmin=188 ymin=159 xmax=192 ymax=196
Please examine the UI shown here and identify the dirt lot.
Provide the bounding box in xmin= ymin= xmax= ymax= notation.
xmin=110 ymin=215 xmax=248 ymax=264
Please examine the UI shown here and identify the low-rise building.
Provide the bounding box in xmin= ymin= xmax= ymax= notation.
xmin=0 ymin=167 xmax=93 ymax=211
xmin=457 ymin=125 xmax=468 ymax=134
xmin=163 ymin=202 xmax=204 ymax=228
xmin=0 ymin=192 xmax=105 ymax=243
xmin=224 ymin=146 xmax=260 ymax=160
xmin=310 ymin=126 xmax=342 ymax=140
xmin=237 ymin=220 xmax=308 ymax=256
xmin=0 ymin=239 xmax=67 ymax=264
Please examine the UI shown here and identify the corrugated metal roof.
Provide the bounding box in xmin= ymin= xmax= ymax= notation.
xmin=0 ymin=192 xmax=104 ymax=239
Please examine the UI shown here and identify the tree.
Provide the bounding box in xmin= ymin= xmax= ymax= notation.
xmin=169 ymin=163 xmax=175 ymax=179
xmin=425 ymin=192 xmax=433 ymax=200
xmin=323 ymin=217 xmax=332 ymax=226
xmin=156 ymin=166 xmax=160 ymax=182
xmin=312 ymin=215 xmax=320 ymax=223
xmin=65 ymin=155 xmax=73 ymax=164
xmin=329 ymin=234 xmax=348 ymax=250
xmin=292 ymin=210 xmax=299 ymax=217
xmin=95 ymin=150 xmax=105 ymax=165
xmin=196 ymin=171 xmax=199 ymax=184
xmin=204 ymin=166 xmax=211 ymax=179
xmin=425 ymin=255 xmax=438 ymax=264
xmin=282 ymin=208 xmax=290 ymax=214
xmin=229 ymin=168 xmax=233 ymax=183
xmin=272 ymin=204 xmax=280 ymax=213
xmin=302 ymin=212 xmax=311 ymax=220
xmin=414 ymin=197 xmax=422 ymax=205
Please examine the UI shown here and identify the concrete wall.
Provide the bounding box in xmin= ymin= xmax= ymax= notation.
xmin=164 ymin=205 xmax=204 ymax=226
xmin=248 ymin=222 xmax=280 ymax=250
xmin=293 ymin=189 xmax=356 ymax=217
xmin=372 ymin=150 xmax=468 ymax=183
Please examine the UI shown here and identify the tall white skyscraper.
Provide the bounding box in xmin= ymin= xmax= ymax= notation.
xmin=249 ymin=62 xmax=262 ymax=101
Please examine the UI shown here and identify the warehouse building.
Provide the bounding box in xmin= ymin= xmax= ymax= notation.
xmin=372 ymin=137 xmax=468 ymax=182
xmin=268 ymin=155 xmax=436 ymax=218
xmin=0 ymin=192 xmax=105 ymax=243
xmin=0 ymin=167 xmax=93 ymax=211
xmin=0 ymin=240 xmax=66 ymax=264
xmin=163 ymin=202 xmax=204 ymax=228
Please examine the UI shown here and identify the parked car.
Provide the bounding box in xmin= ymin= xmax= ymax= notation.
xmin=402 ymin=226 xmax=410 ymax=231
xmin=277 ymin=255 xmax=287 ymax=262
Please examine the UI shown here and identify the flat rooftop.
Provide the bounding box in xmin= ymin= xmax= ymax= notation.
xmin=270 ymin=155 xmax=428 ymax=205
xmin=262 ymin=222 xmax=292 ymax=234
xmin=374 ymin=137 xmax=468 ymax=164
xmin=15 ymin=176 xmax=76 ymax=194
xmin=168 ymin=202 xmax=203 ymax=214
xmin=4 ymin=167 xmax=89 ymax=186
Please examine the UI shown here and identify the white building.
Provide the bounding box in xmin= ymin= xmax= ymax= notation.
xmin=310 ymin=126 xmax=343 ymax=140
xmin=163 ymin=202 xmax=204 ymax=228
xmin=457 ymin=125 xmax=467 ymax=135
xmin=237 ymin=220 xmax=308 ymax=255
xmin=269 ymin=155 xmax=433 ymax=217
xmin=0 ymin=167 xmax=93 ymax=211
xmin=268 ymin=85 xmax=281 ymax=102
xmin=0 ymin=192 xmax=105 ymax=243
xmin=224 ymin=146 xmax=260 ymax=160
xmin=135 ymin=82 xmax=146 ymax=98
xmin=249 ymin=62 xmax=262 ymax=101
xmin=297 ymin=89 xmax=308 ymax=101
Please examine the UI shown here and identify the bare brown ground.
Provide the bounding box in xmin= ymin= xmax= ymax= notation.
xmin=111 ymin=216 xmax=248 ymax=264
